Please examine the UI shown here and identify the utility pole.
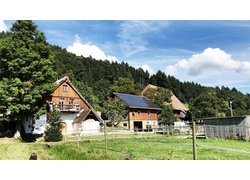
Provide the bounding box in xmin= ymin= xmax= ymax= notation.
xmin=230 ymin=101 xmax=233 ymax=117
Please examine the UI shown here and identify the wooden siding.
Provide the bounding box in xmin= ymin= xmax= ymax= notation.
xmin=48 ymin=82 xmax=90 ymax=110
xmin=202 ymin=116 xmax=250 ymax=140
xmin=129 ymin=108 xmax=158 ymax=121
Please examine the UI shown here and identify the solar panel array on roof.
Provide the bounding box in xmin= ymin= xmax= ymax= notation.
xmin=115 ymin=93 xmax=160 ymax=109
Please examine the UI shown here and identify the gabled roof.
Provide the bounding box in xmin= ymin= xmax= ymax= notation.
xmin=73 ymin=109 xmax=102 ymax=123
xmin=141 ymin=84 xmax=188 ymax=112
xmin=113 ymin=92 xmax=161 ymax=110
xmin=54 ymin=76 xmax=103 ymax=121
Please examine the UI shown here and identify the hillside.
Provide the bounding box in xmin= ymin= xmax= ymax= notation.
xmin=1 ymin=30 xmax=250 ymax=118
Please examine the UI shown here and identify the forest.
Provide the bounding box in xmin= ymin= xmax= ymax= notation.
xmin=1 ymin=28 xmax=250 ymax=119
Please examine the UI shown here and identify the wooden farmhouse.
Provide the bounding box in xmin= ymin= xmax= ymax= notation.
xmin=21 ymin=76 xmax=103 ymax=137
xmin=141 ymin=84 xmax=189 ymax=121
xmin=112 ymin=92 xmax=161 ymax=131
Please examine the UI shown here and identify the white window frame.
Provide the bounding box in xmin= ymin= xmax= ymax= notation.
xmin=62 ymin=85 xmax=67 ymax=92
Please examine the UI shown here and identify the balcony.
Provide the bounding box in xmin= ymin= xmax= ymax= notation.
xmin=52 ymin=104 xmax=81 ymax=112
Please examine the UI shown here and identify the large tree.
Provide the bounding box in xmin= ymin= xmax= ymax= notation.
xmin=143 ymin=87 xmax=178 ymax=124
xmin=0 ymin=20 xmax=57 ymax=124
xmin=189 ymin=93 xmax=230 ymax=118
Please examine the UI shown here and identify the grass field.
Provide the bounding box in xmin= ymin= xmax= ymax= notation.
xmin=1 ymin=136 xmax=250 ymax=160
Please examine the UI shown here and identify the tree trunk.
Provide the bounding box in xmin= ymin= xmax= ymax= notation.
xmin=14 ymin=121 xmax=21 ymax=139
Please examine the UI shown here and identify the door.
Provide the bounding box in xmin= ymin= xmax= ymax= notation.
xmin=134 ymin=121 xmax=142 ymax=131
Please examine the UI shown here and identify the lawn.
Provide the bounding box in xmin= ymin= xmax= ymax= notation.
xmin=0 ymin=137 xmax=53 ymax=160
xmin=1 ymin=136 xmax=250 ymax=160
xmin=39 ymin=137 xmax=250 ymax=160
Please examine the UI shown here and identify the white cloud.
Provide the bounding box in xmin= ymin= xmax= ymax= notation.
xmin=0 ymin=20 xmax=8 ymax=32
xmin=118 ymin=21 xmax=170 ymax=57
xmin=165 ymin=48 xmax=250 ymax=76
xmin=67 ymin=34 xmax=118 ymax=63
xmin=136 ymin=64 xmax=154 ymax=75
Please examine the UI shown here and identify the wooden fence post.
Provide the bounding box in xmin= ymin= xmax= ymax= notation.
xmin=192 ymin=121 xmax=197 ymax=160
xmin=64 ymin=130 xmax=67 ymax=144
xmin=104 ymin=120 xmax=108 ymax=155
xmin=172 ymin=125 xmax=174 ymax=138
xmin=77 ymin=124 xmax=79 ymax=148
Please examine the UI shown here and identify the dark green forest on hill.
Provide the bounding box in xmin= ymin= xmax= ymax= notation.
xmin=1 ymin=28 xmax=250 ymax=119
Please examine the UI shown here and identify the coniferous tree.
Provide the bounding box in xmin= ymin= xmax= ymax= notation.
xmin=44 ymin=108 xmax=63 ymax=142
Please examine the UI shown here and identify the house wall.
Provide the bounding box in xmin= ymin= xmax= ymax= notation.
xmin=118 ymin=109 xmax=158 ymax=130
xmin=49 ymin=82 xmax=90 ymax=110
xmin=129 ymin=108 xmax=158 ymax=121
xmin=22 ymin=114 xmax=47 ymax=134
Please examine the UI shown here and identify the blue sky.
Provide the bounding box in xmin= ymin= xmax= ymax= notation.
xmin=2 ymin=20 xmax=250 ymax=94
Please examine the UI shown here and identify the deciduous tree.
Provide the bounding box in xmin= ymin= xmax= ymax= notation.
xmin=0 ymin=20 xmax=57 ymax=123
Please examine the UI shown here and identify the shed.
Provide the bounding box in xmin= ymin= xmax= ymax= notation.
xmin=195 ymin=116 xmax=250 ymax=140
xmin=73 ymin=109 xmax=103 ymax=134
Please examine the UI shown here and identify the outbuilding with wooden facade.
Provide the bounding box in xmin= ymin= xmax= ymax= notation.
xmin=112 ymin=92 xmax=161 ymax=131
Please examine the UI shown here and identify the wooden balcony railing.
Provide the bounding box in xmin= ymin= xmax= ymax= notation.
xmin=53 ymin=104 xmax=81 ymax=112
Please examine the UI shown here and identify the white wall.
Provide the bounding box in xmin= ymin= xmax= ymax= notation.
xmin=60 ymin=113 xmax=79 ymax=133
xmin=23 ymin=112 xmax=80 ymax=134
xmin=22 ymin=114 xmax=47 ymax=134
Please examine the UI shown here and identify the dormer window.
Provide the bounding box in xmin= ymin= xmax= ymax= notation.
xmin=63 ymin=85 xmax=67 ymax=92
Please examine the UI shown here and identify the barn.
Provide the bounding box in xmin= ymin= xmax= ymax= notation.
xmin=112 ymin=92 xmax=161 ymax=131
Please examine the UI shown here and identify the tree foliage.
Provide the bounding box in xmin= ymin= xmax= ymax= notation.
xmin=109 ymin=77 xmax=141 ymax=96
xmin=143 ymin=87 xmax=178 ymax=124
xmin=44 ymin=108 xmax=63 ymax=142
xmin=103 ymin=96 xmax=128 ymax=126
xmin=189 ymin=93 xmax=230 ymax=118
xmin=0 ymin=20 xmax=57 ymax=122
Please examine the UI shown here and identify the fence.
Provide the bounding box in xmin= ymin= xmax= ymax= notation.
xmin=63 ymin=122 xmax=250 ymax=160
xmin=204 ymin=124 xmax=250 ymax=140
xmin=64 ymin=124 xmax=194 ymax=143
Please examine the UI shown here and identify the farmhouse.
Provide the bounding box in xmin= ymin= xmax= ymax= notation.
xmin=21 ymin=76 xmax=103 ymax=138
xmin=111 ymin=92 xmax=161 ymax=131
xmin=141 ymin=84 xmax=189 ymax=120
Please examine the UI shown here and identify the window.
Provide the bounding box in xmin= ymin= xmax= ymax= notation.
xmin=132 ymin=111 xmax=135 ymax=116
xmin=59 ymin=98 xmax=64 ymax=104
xmin=123 ymin=123 xmax=127 ymax=127
xmin=153 ymin=121 xmax=156 ymax=125
xmin=138 ymin=111 xmax=141 ymax=116
xmin=148 ymin=111 xmax=150 ymax=116
xmin=62 ymin=85 xmax=67 ymax=91
xmin=69 ymin=99 xmax=74 ymax=104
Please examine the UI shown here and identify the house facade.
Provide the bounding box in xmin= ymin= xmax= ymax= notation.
xmin=112 ymin=92 xmax=161 ymax=131
xmin=21 ymin=76 xmax=103 ymax=137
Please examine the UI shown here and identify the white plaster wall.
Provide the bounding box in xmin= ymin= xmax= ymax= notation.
xmin=60 ymin=113 xmax=79 ymax=133
xmin=22 ymin=114 xmax=47 ymax=134
xmin=23 ymin=112 xmax=79 ymax=134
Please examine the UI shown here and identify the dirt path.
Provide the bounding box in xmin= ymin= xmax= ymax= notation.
xmin=0 ymin=138 xmax=54 ymax=160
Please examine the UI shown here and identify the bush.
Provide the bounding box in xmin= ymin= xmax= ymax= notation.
xmin=44 ymin=108 xmax=63 ymax=142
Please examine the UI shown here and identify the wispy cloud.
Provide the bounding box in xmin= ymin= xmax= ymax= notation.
xmin=117 ymin=20 xmax=170 ymax=57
